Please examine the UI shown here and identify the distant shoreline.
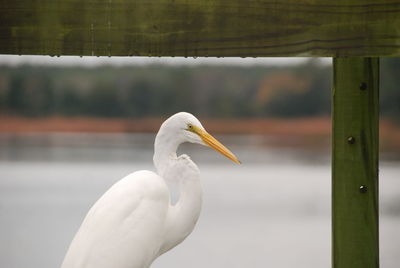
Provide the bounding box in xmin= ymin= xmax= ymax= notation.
xmin=0 ymin=116 xmax=332 ymax=135
xmin=1 ymin=116 xmax=399 ymax=151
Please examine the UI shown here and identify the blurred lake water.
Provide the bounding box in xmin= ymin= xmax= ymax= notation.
xmin=0 ymin=133 xmax=399 ymax=268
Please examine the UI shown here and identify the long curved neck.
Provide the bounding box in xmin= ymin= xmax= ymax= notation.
xmin=153 ymin=126 xmax=180 ymax=176
xmin=153 ymin=125 xmax=203 ymax=255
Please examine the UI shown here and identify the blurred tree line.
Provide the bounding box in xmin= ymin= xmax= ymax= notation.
xmin=0 ymin=59 xmax=398 ymax=120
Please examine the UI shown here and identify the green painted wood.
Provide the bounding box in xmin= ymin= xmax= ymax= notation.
xmin=332 ymin=58 xmax=379 ymax=268
xmin=0 ymin=1 xmax=400 ymax=57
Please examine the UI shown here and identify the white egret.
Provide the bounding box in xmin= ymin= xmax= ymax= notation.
xmin=61 ymin=112 xmax=240 ymax=268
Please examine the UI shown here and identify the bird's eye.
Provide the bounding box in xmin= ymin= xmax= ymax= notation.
xmin=187 ymin=124 xmax=194 ymax=130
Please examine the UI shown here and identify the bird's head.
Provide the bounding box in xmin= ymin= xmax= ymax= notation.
xmin=162 ymin=112 xmax=240 ymax=164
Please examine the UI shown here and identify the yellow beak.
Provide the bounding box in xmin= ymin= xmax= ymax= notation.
xmin=190 ymin=126 xmax=240 ymax=164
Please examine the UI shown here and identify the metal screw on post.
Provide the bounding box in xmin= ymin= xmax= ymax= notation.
xmin=347 ymin=136 xmax=356 ymax=144
xmin=360 ymin=82 xmax=367 ymax=91
xmin=359 ymin=185 xmax=368 ymax=193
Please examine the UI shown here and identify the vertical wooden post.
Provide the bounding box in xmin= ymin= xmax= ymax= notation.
xmin=332 ymin=58 xmax=379 ymax=268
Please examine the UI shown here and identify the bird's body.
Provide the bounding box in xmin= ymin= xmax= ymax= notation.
xmin=61 ymin=112 xmax=239 ymax=268
xmin=61 ymin=170 xmax=170 ymax=268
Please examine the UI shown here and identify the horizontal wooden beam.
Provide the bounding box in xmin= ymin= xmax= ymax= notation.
xmin=1 ymin=0 xmax=400 ymax=57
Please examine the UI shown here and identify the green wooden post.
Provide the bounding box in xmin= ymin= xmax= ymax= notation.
xmin=332 ymin=58 xmax=379 ymax=268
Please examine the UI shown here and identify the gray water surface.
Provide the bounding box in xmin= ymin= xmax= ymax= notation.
xmin=0 ymin=133 xmax=399 ymax=268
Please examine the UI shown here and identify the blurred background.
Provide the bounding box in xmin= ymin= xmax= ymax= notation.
xmin=0 ymin=56 xmax=399 ymax=268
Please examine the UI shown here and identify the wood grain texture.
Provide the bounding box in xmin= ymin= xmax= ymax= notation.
xmin=0 ymin=0 xmax=400 ymax=57
xmin=332 ymin=58 xmax=379 ymax=268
